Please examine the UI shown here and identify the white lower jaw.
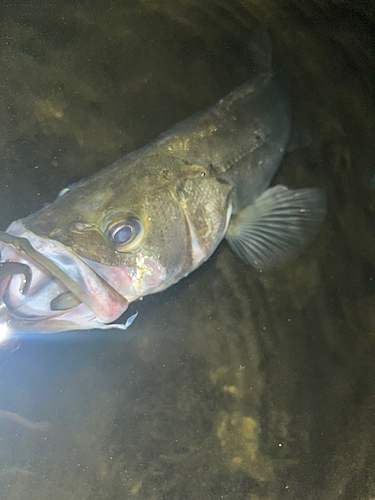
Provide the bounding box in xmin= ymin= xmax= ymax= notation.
xmin=0 ymin=265 xmax=122 ymax=333
xmin=0 ymin=303 xmax=134 ymax=334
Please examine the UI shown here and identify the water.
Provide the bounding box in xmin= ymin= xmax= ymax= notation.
xmin=0 ymin=1 xmax=374 ymax=498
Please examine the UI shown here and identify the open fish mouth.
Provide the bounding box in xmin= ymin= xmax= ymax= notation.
xmin=0 ymin=222 xmax=129 ymax=334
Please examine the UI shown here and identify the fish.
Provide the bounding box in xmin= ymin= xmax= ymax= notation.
xmin=0 ymin=64 xmax=326 ymax=334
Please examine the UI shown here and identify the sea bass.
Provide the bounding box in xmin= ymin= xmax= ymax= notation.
xmin=0 ymin=70 xmax=326 ymax=334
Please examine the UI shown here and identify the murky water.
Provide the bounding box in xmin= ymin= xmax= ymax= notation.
xmin=0 ymin=1 xmax=374 ymax=499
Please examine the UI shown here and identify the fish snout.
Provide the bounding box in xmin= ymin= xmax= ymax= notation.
xmin=0 ymin=224 xmax=130 ymax=334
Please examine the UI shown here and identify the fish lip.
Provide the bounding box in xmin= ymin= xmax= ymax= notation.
xmin=0 ymin=221 xmax=129 ymax=329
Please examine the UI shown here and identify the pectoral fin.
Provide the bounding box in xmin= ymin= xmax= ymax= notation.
xmin=226 ymin=185 xmax=327 ymax=270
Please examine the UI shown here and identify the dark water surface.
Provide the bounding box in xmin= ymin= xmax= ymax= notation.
xmin=0 ymin=1 xmax=374 ymax=499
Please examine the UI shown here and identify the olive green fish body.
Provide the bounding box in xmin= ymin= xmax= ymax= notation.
xmin=0 ymin=69 xmax=325 ymax=334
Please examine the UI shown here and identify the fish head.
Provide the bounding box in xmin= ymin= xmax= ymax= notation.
xmin=0 ymin=154 xmax=230 ymax=334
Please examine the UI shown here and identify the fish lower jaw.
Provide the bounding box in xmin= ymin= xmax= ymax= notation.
xmin=0 ymin=271 xmax=123 ymax=334
xmin=0 ymin=267 xmax=127 ymax=334
xmin=0 ymin=308 xmax=113 ymax=335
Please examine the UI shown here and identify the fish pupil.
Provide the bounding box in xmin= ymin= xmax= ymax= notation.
xmin=113 ymin=225 xmax=132 ymax=243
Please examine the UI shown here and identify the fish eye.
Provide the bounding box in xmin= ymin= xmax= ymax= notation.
xmin=112 ymin=224 xmax=132 ymax=243
xmin=106 ymin=218 xmax=143 ymax=251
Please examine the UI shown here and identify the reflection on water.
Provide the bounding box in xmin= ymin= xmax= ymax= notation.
xmin=0 ymin=1 xmax=374 ymax=498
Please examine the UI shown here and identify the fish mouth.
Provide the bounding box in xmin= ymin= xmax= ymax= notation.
xmin=0 ymin=221 xmax=129 ymax=334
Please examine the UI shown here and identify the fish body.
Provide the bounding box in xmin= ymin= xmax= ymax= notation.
xmin=0 ymin=68 xmax=325 ymax=334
